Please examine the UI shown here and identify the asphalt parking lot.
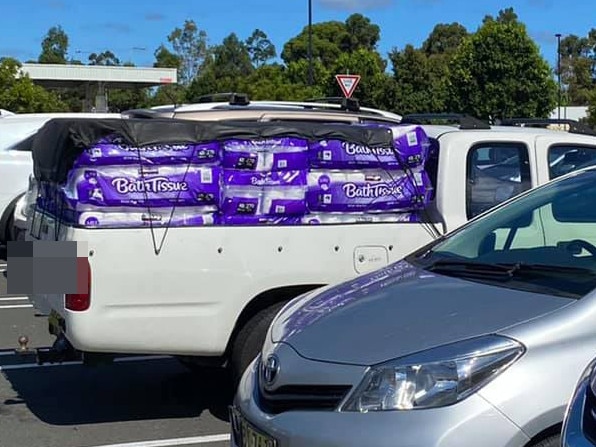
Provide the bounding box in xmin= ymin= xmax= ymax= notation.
xmin=0 ymin=246 xmax=233 ymax=447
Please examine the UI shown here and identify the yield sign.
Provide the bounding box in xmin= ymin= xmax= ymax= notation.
xmin=335 ymin=74 xmax=361 ymax=98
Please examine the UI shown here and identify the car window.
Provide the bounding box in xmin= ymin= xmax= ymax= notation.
xmin=548 ymin=145 xmax=596 ymax=180
xmin=466 ymin=142 xmax=532 ymax=220
xmin=411 ymin=169 xmax=596 ymax=299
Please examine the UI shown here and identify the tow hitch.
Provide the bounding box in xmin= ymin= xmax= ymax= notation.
xmin=15 ymin=333 xmax=81 ymax=365
xmin=36 ymin=333 xmax=82 ymax=365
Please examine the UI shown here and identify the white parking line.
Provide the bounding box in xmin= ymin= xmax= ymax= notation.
xmin=0 ymin=304 xmax=33 ymax=309
xmin=0 ymin=297 xmax=29 ymax=301
xmin=0 ymin=355 xmax=171 ymax=370
xmin=85 ymin=434 xmax=230 ymax=447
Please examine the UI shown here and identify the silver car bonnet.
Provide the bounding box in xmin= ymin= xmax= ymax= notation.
xmin=271 ymin=260 xmax=575 ymax=365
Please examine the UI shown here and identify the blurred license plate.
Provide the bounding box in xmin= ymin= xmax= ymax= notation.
xmin=230 ymin=406 xmax=277 ymax=447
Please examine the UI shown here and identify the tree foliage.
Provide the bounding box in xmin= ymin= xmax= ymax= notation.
xmin=2 ymin=9 xmax=583 ymax=118
xmin=559 ymin=30 xmax=596 ymax=106
xmin=38 ymin=25 xmax=69 ymax=64
xmin=186 ymin=33 xmax=254 ymax=100
xmin=88 ymin=50 xmax=120 ymax=66
xmin=448 ymin=17 xmax=557 ymax=120
xmin=166 ymin=19 xmax=208 ymax=85
xmin=0 ymin=58 xmax=68 ymax=112
xmin=246 ymin=29 xmax=276 ymax=67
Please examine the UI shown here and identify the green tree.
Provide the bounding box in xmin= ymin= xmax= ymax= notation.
xmin=153 ymin=44 xmax=182 ymax=69
xmin=38 ymin=25 xmax=69 ymax=64
xmin=483 ymin=7 xmax=519 ymax=25
xmin=186 ymin=32 xmax=253 ymax=99
xmin=238 ymin=64 xmax=323 ymax=101
xmin=559 ymin=30 xmax=596 ymax=106
xmin=342 ymin=13 xmax=381 ymax=52
xmin=88 ymin=50 xmax=121 ymax=66
xmin=282 ymin=21 xmax=347 ymax=66
xmin=0 ymin=58 xmax=68 ymax=112
xmin=246 ymin=29 xmax=276 ymax=67
xmin=389 ymin=45 xmax=443 ymax=114
xmin=447 ymin=13 xmax=557 ymax=120
xmin=587 ymin=90 xmax=596 ymax=128
xmin=167 ymin=19 xmax=208 ymax=85
xmin=422 ymin=23 xmax=468 ymax=55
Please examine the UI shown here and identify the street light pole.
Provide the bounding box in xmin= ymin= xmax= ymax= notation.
xmin=308 ymin=0 xmax=313 ymax=86
xmin=555 ymin=33 xmax=562 ymax=121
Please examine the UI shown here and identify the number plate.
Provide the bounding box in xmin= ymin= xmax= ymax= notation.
xmin=229 ymin=406 xmax=277 ymax=447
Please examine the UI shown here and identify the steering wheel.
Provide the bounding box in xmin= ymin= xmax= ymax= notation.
xmin=563 ymin=239 xmax=596 ymax=257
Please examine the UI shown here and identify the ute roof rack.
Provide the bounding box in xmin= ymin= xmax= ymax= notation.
xmin=401 ymin=113 xmax=491 ymax=130
xmin=195 ymin=92 xmax=250 ymax=106
xmin=499 ymin=118 xmax=596 ymax=137
xmin=305 ymin=97 xmax=361 ymax=112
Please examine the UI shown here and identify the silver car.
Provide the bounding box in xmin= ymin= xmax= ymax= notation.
xmin=561 ymin=357 xmax=596 ymax=446
xmin=232 ymin=166 xmax=596 ymax=447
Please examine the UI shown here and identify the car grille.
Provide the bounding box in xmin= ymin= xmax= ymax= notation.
xmin=256 ymin=368 xmax=351 ymax=414
xmin=584 ymin=382 xmax=596 ymax=444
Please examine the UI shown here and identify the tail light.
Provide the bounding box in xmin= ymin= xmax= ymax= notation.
xmin=65 ymin=257 xmax=91 ymax=312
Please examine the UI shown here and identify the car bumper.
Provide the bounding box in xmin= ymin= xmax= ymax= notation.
xmin=232 ymin=357 xmax=531 ymax=447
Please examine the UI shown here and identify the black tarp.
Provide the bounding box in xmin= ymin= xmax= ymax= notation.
xmin=32 ymin=117 xmax=395 ymax=183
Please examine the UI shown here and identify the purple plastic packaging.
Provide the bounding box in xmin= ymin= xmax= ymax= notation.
xmin=223 ymin=169 xmax=307 ymax=187
xmin=302 ymin=212 xmax=422 ymax=225
xmin=306 ymin=169 xmax=431 ymax=212
xmin=217 ymin=215 xmax=303 ymax=226
xmin=64 ymin=165 xmax=221 ymax=207
xmin=222 ymin=138 xmax=308 ymax=171
xmin=308 ymin=141 xmax=401 ymax=170
xmin=311 ymin=124 xmax=431 ymax=169
xmin=72 ymin=208 xmax=217 ymax=229
xmin=74 ymin=135 xmax=221 ymax=167
xmin=220 ymin=169 xmax=307 ymax=216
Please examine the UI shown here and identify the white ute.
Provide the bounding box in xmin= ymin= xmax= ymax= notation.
xmin=23 ymin=101 xmax=596 ymax=382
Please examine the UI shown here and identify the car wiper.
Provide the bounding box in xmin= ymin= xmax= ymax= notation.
xmin=427 ymin=260 xmax=596 ymax=280
xmin=426 ymin=260 xmax=519 ymax=278
xmin=497 ymin=263 xmax=596 ymax=277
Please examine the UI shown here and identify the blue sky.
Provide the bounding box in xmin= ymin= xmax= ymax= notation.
xmin=0 ymin=0 xmax=594 ymax=71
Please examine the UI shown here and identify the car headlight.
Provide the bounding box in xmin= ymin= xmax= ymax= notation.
xmin=341 ymin=335 xmax=524 ymax=412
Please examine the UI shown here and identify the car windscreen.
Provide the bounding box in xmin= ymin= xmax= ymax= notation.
xmin=408 ymin=169 xmax=596 ymax=299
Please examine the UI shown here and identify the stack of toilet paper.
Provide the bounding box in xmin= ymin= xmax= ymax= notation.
xmin=36 ymin=135 xmax=221 ymax=229
xmin=219 ymin=138 xmax=309 ymax=225
xmin=35 ymin=124 xmax=433 ymax=228
xmin=303 ymin=124 xmax=432 ymax=225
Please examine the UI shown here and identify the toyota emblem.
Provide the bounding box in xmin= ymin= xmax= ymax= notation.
xmin=263 ymin=355 xmax=280 ymax=385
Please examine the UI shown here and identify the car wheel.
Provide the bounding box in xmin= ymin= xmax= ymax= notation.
xmin=230 ymin=301 xmax=288 ymax=387
xmin=529 ymin=434 xmax=560 ymax=447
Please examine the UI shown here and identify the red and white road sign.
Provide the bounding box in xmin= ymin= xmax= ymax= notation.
xmin=335 ymin=74 xmax=361 ymax=98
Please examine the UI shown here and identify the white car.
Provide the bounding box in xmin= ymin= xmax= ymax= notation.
xmin=0 ymin=112 xmax=119 ymax=244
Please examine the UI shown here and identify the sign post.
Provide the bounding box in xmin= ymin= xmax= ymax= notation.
xmin=335 ymin=74 xmax=361 ymax=98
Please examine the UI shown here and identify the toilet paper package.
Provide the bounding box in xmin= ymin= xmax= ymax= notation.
xmin=222 ymin=138 xmax=309 ymax=171
xmin=63 ymin=165 xmax=221 ymax=207
xmin=221 ymin=170 xmax=307 ymax=216
xmin=306 ymin=169 xmax=432 ymax=212
xmin=74 ymin=135 xmax=221 ymax=167
xmin=69 ymin=207 xmax=217 ymax=229
xmin=302 ymin=212 xmax=423 ymax=225
xmin=218 ymin=215 xmax=303 ymax=226
xmin=309 ymin=124 xmax=431 ymax=169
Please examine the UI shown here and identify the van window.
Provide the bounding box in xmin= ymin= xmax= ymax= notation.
xmin=466 ymin=142 xmax=531 ymax=219
xmin=548 ymin=145 xmax=596 ymax=179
